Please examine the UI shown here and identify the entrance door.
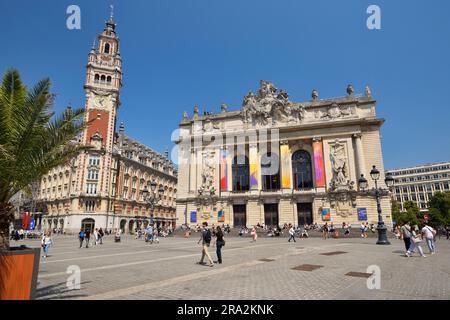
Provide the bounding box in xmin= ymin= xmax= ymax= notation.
xmin=264 ymin=203 xmax=279 ymax=228
xmin=297 ymin=203 xmax=313 ymax=226
xmin=233 ymin=205 xmax=247 ymax=227
xmin=81 ymin=218 xmax=95 ymax=233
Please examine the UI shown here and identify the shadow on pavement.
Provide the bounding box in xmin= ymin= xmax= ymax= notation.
xmin=36 ymin=281 xmax=90 ymax=300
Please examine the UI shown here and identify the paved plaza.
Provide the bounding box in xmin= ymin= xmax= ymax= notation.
xmin=18 ymin=234 xmax=450 ymax=300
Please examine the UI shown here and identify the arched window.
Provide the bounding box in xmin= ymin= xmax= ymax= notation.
xmin=94 ymin=74 xmax=100 ymax=83
xmin=100 ymin=75 xmax=106 ymax=83
xmin=261 ymin=152 xmax=280 ymax=191
xmin=292 ymin=150 xmax=313 ymax=189
xmin=107 ymin=76 xmax=112 ymax=84
xmin=232 ymin=156 xmax=249 ymax=191
xmin=104 ymin=43 xmax=110 ymax=54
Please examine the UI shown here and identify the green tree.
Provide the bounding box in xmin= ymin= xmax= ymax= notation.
xmin=0 ymin=69 xmax=88 ymax=250
xmin=394 ymin=201 xmax=421 ymax=226
xmin=391 ymin=199 xmax=402 ymax=226
xmin=428 ymin=192 xmax=450 ymax=228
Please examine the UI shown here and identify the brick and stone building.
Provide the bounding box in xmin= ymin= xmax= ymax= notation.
xmin=37 ymin=16 xmax=177 ymax=234
xmin=175 ymin=81 xmax=391 ymax=228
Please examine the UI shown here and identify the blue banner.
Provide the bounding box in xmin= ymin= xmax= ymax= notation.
xmin=358 ymin=208 xmax=368 ymax=221
xmin=29 ymin=218 xmax=35 ymax=230
xmin=190 ymin=211 xmax=197 ymax=223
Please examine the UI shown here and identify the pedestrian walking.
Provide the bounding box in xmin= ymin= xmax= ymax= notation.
xmin=197 ymin=222 xmax=214 ymax=267
xmin=251 ymin=226 xmax=257 ymax=242
xmin=421 ymin=223 xmax=436 ymax=254
xmin=98 ymin=228 xmax=104 ymax=244
xmin=41 ymin=230 xmax=53 ymax=258
xmin=93 ymin=228 xmax=99 ymax=245
xmin=288 ymin=224 xmax=296 ymax=242
xmin=215 ymin=226 xmax=225 ymax=264
xmin=400 ymin=222 xmax=412 ymax=252
xmin=322 ymin=223 xmax=329 ymax=240
xmin=114 ymin=228 xmax=121 ymax=243
xmin=406 ymin=226 xmax=426 ymax=257
xmin=78 ymin=229 xmax=85 ymax=248
xmin=85 ymin=229 xmax=91 ymax=248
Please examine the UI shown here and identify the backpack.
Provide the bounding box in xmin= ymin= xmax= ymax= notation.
xmin=204 ymin=229 xmax=212 ymax=243
xmin=79 ymin=231 xmax=85 ymax=238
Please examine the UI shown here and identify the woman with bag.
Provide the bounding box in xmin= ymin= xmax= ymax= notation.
xmin=41 ymin=230 xmax=53 ymax=258
xmin=215 ymin=226 xmax=225 ymax=264
xmin=406 ymin=226 xmax=426 ymax=257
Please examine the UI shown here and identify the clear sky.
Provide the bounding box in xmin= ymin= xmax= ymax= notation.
xmin=1 ymin=0 xmax=449 ymax=170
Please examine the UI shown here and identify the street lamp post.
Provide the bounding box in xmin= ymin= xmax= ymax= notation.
xmin=358 ymin=165 xmax=395 ymax=245
xmin=142 ymin=178 xmax=165 ymax=227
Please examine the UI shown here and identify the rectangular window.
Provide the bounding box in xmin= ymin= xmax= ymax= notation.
xmin=86 ymin=183 xmax=97 ymax=194
xmin=85 ymin=200 xmax=95 ymax=212
xmin=89 ymin=156 xmax=100 ymax=166
xmin=87 ymin=170 xmax=99 ymax=180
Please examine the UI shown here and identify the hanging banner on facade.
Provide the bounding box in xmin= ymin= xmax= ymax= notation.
xmin=218 ymin=210 xmax=225 ymax=223
xmin=358 ymin=208 xmax=368 ymax=221
xmin=190 ymin=211 xmax=197 ymax=223
xmin=29 ymin=218 xmax=36 ymax=231
xmin=249 ymin=146 xmax=259 ymax=189
xmin=321 ymin=208 xmax=331 ymax=221
xmin=313 ymin=140 xmax=326 ymax=188
xmin=220 ymin=149 xmax=228 ymax=191
xmin=280 ymin=144 xmax=291 ymax=188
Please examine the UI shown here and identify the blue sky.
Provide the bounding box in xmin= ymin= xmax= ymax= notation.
xmin=1 ymin=0 xmax=449 ymax=169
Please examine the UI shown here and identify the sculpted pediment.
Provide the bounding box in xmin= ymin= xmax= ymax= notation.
xmin=242 ymin=80 xmax=305 ymax=126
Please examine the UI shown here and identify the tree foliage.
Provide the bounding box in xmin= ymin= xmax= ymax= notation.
xmin=427 ymin=192 xmax=450 ymax=227
xmin=0 ymin=69 xmax=88 ymax=249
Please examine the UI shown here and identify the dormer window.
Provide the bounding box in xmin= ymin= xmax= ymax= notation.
xmin=104 ymin=43 xmax=110 ymax=54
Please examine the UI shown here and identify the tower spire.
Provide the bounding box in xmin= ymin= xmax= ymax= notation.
xmin=110 ymin=4 xmax=114 ymax=19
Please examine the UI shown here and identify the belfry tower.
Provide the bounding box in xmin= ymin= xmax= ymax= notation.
xmin=75 ymin=12 xmax=123 ymax=229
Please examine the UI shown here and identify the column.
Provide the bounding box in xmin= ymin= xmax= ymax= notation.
xmin=249 ymin=143 xmax=259 ymax=190
xmin=189 ymin=149 xmax=196 ymax=193
xmin=280 ymin=141 xmax=292 ymax=189
xmin=353 ymin=133 xmax=366 ymax=180
xmin=312 ymin=138 xmax=326 ymax=189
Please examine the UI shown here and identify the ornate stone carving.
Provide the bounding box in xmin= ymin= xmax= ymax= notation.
xmin=221 ymin=103 xmax=228 ymax=113
xmin=198 ymin=151 xmax=216 ymax=196
xmin=311 ymin=89 xmax=318 ymax=101
xmin=329 ymin=140 xmax=354 ymax=191
xmin=202 ymin=119 xmax=220 ymax=133
xmin=365 ymin=85 xmax=372 ymax=98
xmin=347 ymin=84 xmax=354 ymax=96
xmin=321 ymin=103 xmax=351 ymax=120
xmin=242 ymin=80 xmax=305 ymax=126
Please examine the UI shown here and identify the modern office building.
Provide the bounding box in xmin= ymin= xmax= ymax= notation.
xmin=386 ymin=162 xmax=450 ymax=212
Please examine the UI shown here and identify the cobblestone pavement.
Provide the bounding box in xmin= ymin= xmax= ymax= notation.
xmin=19 ymin=234 xmax=450 ymax=300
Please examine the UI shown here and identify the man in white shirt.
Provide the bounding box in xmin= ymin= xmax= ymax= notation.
xmin=421 ymin=224 xmax=436 ymax=254
xmin=288 ymin=225 xmax=296 ymax=243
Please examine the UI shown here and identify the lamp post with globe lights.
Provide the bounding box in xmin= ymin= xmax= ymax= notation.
xmin=142 ymin=178 xmax=165 ymax=227
xmin=358 ymin=165 xmax=395 ymax=245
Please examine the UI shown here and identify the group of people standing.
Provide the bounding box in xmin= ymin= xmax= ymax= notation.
xmin=78 ymin=228 xmax=104 ymax=248
xmin=400 ymin=222 xmax=436 ymax=257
